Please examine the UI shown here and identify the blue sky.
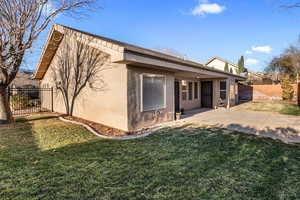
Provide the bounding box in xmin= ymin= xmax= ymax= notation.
xmin=26 ymin=0 xmax=300 ymax=72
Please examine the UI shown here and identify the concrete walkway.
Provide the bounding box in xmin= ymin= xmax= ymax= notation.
xmin=181 ymin=108 xmax=300 ymax=144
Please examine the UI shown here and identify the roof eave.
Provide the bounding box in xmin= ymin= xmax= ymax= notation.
xmin=33 ymin=25 xmax=64 ymax=80
xmin=123 ymin=49 xmax=246 ymax=80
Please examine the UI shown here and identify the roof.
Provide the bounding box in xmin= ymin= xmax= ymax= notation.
xmin=11 ymin=72 xmax=39 ymax=88
xmin=34 ymin=24 xmax=246 ymax=80
xmin=206 ymin=56 xmax=239 ymax=69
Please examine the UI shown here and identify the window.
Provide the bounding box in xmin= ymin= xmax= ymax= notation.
xmin=220 ymin=81 xmax=227 ymax=100
xmin=182 ymin=81 xmax=187 ymax=101
xmin=188 ymin=82 xmax=193 ymax=100
xmin=141 ymin=74 xmax=166 ymax=111
xmin=194 ymin=82 xmax=198 ymax=99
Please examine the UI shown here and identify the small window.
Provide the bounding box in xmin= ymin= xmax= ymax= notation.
xmin=188 ymin=82 xmax=193 ymax=100
xmin=220 ymin=81 xmax=227 ymax=100
xmin=194 ymin=82 xmax=198 ymax=99
xmin=141 ymin=74 xmax=166 ymax=111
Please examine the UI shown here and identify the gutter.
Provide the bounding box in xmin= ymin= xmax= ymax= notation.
xmin=124 ymin=48 xmax=246 ymax=80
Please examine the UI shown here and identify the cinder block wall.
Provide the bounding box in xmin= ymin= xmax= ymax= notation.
xmin=239 ymin=84 xmax=299 ymax=102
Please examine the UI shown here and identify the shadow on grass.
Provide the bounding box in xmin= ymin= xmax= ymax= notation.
xmin=15 ymin=115 xmax=59 ymax=123
xmin=1 ymin=121 xmax=300 ymax=200
xmin=220 ymin=123 xmax=300 ymax=144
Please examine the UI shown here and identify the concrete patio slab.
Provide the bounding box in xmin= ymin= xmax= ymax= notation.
xmin=181 ymin=109 xmax=300 ymax=144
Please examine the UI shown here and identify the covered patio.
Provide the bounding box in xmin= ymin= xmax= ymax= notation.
xmin=173 ymin=70 xmax=241 ymax=115
xmin=118 ymin=48 xmax=246 ymax=116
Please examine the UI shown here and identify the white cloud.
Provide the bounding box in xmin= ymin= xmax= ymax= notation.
xmin=245 ymin=50 xmax=252 ymax=55
xmin=192 ymin=0 xmax=226 ymax=16
xmin=251 ymin=46 xmax=272 ymax=54
xmin=246 ymin=58 xmax=259 ymax=66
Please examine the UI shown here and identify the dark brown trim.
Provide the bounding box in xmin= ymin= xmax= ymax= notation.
xmin=125 ymin=50 xmax=246 ymax=80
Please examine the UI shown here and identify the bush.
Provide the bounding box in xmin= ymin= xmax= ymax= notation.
xmin=10 ymin=93 xmax=29 ymax=110
xmin=281 ymin=75 xmax=294 ymax=101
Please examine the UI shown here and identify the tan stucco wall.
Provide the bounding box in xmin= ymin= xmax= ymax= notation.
xmin=177 ymin=79 xmax=201 ymax=111
xmin=207 ymin=59 xmax=238 ymax=75
xmin=127 ymin=65 xmax=175 ymax=131
xmin=40 ymin=35 xmax=129 ymax=131
xmin=213 ymin=79 xmax=220 ymax=109
xmin=227 ymin=77 xmax=237 ymax=107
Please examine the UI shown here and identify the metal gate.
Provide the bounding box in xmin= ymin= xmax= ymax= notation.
xmin=8 ymin=87 xmax=53 ymax=116
xmin=201 ymin=81 xmax=213 ymax=108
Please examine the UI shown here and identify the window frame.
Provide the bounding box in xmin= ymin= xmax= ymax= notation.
xmin=188 ymin=81 xmax=193 ymax=101
xmin=140 ymin=73 xmax=167 ymax=112
xmin=181 ymin=80 xmax=188 ymax=101
xmin=194 ymin=82 xmax=199 ymax=100
xmin=220 ymin=80 xmax=227 ymax=101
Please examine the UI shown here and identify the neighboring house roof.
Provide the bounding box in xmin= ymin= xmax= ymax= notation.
xmin=10 ymin=72 xmax=39 ymax=88
xmin=34 ymin=24 xmax=246 ymax=80
xmin=247 ymin=71 xmax=264 ymax=78
xmin=205 ymin=56 xmax=239 ymax=69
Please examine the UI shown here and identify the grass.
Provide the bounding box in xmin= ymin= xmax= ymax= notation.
xmin=1 ymin=114 xmax=300 ymax=199
xmin=236 ymin=102 xmax=300 ymax=116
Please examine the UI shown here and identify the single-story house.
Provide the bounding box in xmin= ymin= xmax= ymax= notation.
xmin=10 ymin=71 xmax=39 ymax=89
xmin=34 ymin=24 xmax=245 ymax=133
xmin=206 ymin=56 xmax=240 ymax=75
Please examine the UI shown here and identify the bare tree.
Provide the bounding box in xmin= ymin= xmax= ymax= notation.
xmin=52 ymin=33 xmax=109 ymax=116
xmin=265 ymin=44 xmax=300 ymax=83
xmin=0 ymin=0 xmax=98 ymax=124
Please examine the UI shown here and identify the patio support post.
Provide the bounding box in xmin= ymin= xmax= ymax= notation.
xmin=226 ymin=79 xmax=230 ymax=109
xmin=51 ymin=87 xmax=54 ymax=112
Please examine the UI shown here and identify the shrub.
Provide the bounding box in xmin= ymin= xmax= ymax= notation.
xmin=281 ymin=75 xmax=294 ymax=101
xmin=10 ymin=93 xmax=29 ymax=110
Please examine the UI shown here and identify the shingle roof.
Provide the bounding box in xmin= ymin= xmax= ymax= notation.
xmin=34 ymin=24 xmax=246 ymax=80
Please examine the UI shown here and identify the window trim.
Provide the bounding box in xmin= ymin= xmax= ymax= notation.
xmin=220 ymin=80 xmax=227 ymax=101
xmin=188 ymin=81 xmax=193 ymax=101
xmin=181 ymin=80 xmax=188 ymax=101
xmin=194 ymin=82 xmax=199 ymax=100
xmin=140 ymin=73 xmax=167 ymax=112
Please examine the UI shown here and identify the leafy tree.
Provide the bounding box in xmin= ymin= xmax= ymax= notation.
xmin=281 ymin=75 xmax=294 ymax=101
xmin=237 ymin=56 xmax=245 ymax=74
xmin=0 ymin=0 xmax=98 ymax=124
xmin=224 ymin=63 xmax=229 ymax=72
xmin=265 ymin=46 xmax=300 ymax=83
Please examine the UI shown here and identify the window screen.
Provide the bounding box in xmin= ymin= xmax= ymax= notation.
xmin=142 ymin=75 xmax=165 ymax=111
xmin=220 ymin=81 xmax=227 ymax=100
xmin=182 ymin=81 xmax=187 ymax=101
xmin=188 ymin=82 xmax=193 ymax=100
xmin=194 ymin=82 xmax=198 ymax=99
xmin=182 ymin=92 xmax=187 ymax=101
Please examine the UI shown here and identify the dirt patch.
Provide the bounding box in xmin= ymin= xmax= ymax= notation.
xmin=63 ymin=116 xmax=151 ymax=137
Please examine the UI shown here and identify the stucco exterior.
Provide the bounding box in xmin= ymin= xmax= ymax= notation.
xmin=40 ymin=29 xmax=129 ymax=131
xmin=206 ymin=57 xmax=239 ymax=75
xmin=127 ymin=65 xmax=175 ymax=131
xmin=35 ymin=24 xmax=245 ymax=133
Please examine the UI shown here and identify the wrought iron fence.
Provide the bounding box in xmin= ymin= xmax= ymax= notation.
xmin=8 ymin=87 xmax=53 ymax=116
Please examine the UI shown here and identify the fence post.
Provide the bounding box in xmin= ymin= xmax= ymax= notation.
xmin=51 ymin=87 xmax=54 ymax=112
xmin=298 ymin=82 xmax=300 ymax=107
xmin=7 ymin=86 xmax=10 ymax=106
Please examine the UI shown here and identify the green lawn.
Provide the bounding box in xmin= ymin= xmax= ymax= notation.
xmin=236 ymin=102 xmax=300 ymax=116
xmin=1 ymin=114 xmax=300 ymax=199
